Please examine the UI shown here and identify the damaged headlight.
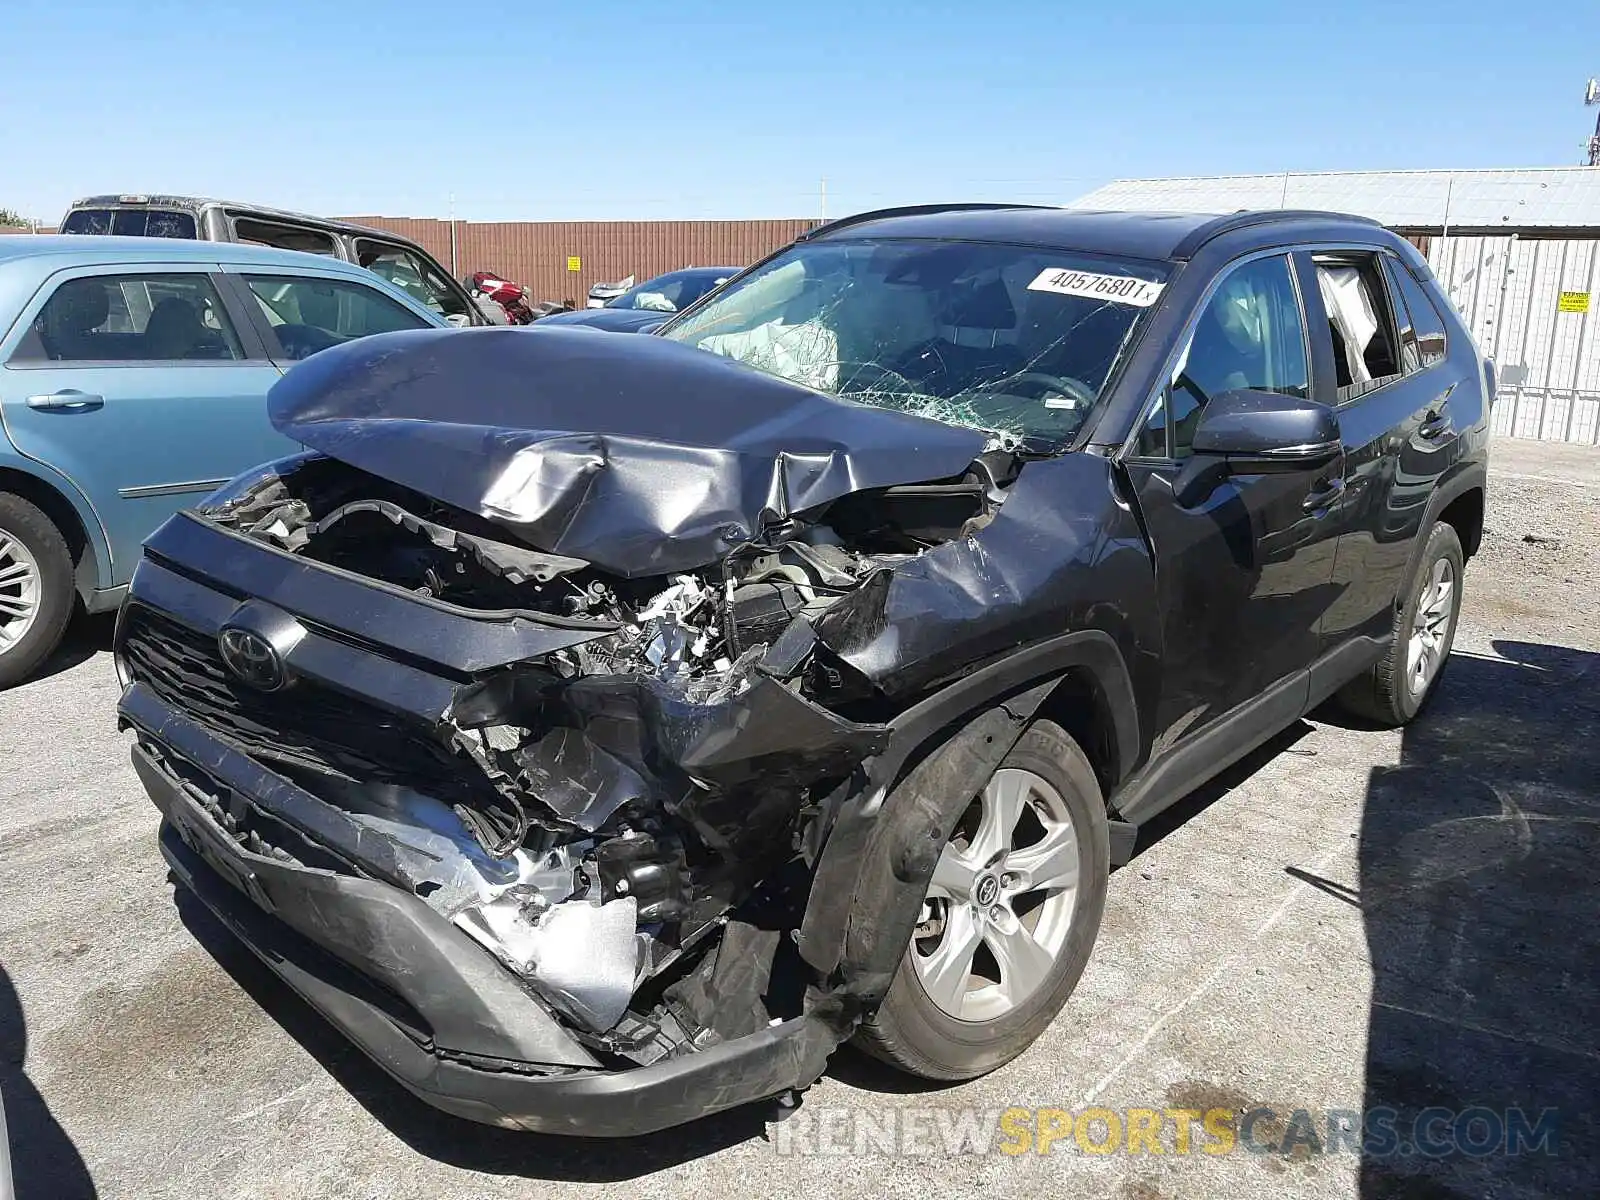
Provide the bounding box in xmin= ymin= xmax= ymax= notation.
xmin=195 ymin=451 xmax=324 ymax=511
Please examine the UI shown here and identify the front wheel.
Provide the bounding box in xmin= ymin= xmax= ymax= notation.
xmin=854 ymin=720 xmax=1109 ymax=1080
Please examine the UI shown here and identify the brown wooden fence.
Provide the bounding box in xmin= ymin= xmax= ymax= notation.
xmin=338 ymin=216 xmax=815 ymax=305
xmin=4 ymin=215 xmax=816 ymax=302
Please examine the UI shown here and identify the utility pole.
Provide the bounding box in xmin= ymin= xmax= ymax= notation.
xmin=448 ymin=193 xmax=459 ymax=276
xmin=820 ymin=177 xmax=828 ymax=222
xmin=1586 ymin=79 xmax=1600 ymax=166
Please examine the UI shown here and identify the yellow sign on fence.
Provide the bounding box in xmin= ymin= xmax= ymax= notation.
xmin=1558 ymin=290 xmax=1590 ymax=313
xmin=566 ymin=256 xmax=582 ymax=273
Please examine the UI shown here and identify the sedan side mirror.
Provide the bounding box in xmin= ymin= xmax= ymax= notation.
xmin=1192 ymin=389 xmax=1341 ymax=473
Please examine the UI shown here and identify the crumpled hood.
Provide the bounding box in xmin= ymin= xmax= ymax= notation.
xmin=268 ymin=326 xmax=988 ymax=577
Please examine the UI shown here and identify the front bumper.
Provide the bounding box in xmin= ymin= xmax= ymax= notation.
xmin=130 ymin=692 xmax=837 ymax=1136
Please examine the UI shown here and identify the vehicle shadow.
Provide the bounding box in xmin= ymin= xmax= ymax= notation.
xmin=172 ymin=891 xmax=769 ymax=1181
xmin=28 ymin=611 xmax=115 ymax=684
xmin=0 ymin=967 xmax=98 ymax=1199
xmin=1350 ymin=640 xmax=1600 ymax=1197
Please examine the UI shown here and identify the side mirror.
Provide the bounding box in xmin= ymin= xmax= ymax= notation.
xmin=1191 ymin=389 xmax=1340 ymax=472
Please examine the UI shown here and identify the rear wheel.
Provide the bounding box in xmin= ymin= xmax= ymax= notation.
xmin=1337 ymin=521 xmax=1464 ymax=727
xmin=855 ymin=720 xmax=1109 ymax=1080
xmin=0 ymin=493 xmax=75 ymax=689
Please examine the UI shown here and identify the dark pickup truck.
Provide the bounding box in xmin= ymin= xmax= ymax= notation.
xmin=114 ymin=204 xmax=1489 ymax=1135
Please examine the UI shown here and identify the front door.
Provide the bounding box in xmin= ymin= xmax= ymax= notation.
xmin=0 ymin=266 xmax=291 ymax=585
xmin=1119 ymin=251 xmax=1345 ymax=756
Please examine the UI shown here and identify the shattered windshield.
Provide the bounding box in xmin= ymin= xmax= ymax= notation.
xmin=659 ymin=237 xmax=1167 ymax=448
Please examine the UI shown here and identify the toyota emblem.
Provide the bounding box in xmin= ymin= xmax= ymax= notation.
xmin=218 ymin=626 xmax=288 ymax=691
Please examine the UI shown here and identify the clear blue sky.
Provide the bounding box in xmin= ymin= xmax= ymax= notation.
xmin=4 ymin=0 xmax=1596 ymax=224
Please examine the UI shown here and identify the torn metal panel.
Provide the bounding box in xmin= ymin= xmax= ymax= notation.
xmin=510 ymin=671 xmax=890 ymax=847
xmin=813 ymin=452 xmax=1159 ymax=700
xmin=456 ymin=896 xmax=641 ymax=1033
xmin=266 ymin=326 xmax=988 ymax=577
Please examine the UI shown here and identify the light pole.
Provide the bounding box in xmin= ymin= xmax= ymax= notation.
xmin=1586 ymin=79 xmax=1600 ymax=167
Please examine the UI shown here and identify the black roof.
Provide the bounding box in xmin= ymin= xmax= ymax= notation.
xmin=806 ymin=203 xmax=1383 ymax=262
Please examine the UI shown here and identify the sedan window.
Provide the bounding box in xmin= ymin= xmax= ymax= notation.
xmin=243 ymin=274 xmax=432 ymax=360
xmin=13 ymin=274 xmax=243 ymax=363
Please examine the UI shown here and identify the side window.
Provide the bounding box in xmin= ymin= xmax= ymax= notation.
xmin=1313 ymin=253 xmax=1405 ymax=402
xmin=1137 ymin=255 xmax=1308 ymax=459
xmin=623 ymin=276 xmax=690 ymax=312
xmin=13 ymin=273 xmax=244 ymax=363
xmin=1384 ymin=257 xmax=1448 ymax=369
xmin=231 ymin=217 xmax=338 ymax=257
xmin=355 ymin=240 xmax=471 ymax=323
xmin=243 ymin=274 xmax=432 ymax=361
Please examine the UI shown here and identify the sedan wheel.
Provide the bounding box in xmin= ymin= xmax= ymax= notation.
xmin=912 ymin=768 xmax=1081 ymax=1022
xmin=0 ymin=493 xmax=76 ymax=689
xmin=0 ymin=530 xmax=43 ymax=654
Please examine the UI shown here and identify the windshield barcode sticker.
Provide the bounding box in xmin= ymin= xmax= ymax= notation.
xmin=1027 ymin=268 xmax=1164 ymax=307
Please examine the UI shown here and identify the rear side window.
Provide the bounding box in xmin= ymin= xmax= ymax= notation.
xmin=13 ymin=273 xmax=243 ymax=363
xmin=1385 ymin=258 xmax=1448 ymax=370
xmin=1313 ymin=253 xmax=1405 ymax=402
xmin=61 ymin=208 xmax=197 ymax=238
xmin=354 ymin=240 xmax=471 ymax=322
xmin=243 ymin=274 xmax=431 ymax=360
xmin=1138 ymin=254 xmax=1309 ymax=458
xmin=232 ymin=217 xmax=338 ymax=257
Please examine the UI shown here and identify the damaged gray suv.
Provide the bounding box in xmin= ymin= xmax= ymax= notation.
xmin=116 ymin=204 xmax=1490 ymax=1134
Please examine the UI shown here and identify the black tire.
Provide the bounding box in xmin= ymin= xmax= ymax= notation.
xmin=0 ymin=492 xmax=75 ymax=689
xmin=1336 ymin=521 xmax=1464 ymax=728
xmin=854 ymin=719 xmax=1109 ymax=1080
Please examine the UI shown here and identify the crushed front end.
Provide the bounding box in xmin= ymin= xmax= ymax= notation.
xmin=115 ymin=328 xmax=1083 ymax=1132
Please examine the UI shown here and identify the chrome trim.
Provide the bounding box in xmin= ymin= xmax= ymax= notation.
xmin=117 ymin=478 xmax=229 ymax=500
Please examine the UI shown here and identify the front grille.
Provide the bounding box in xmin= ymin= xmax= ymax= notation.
xmin=121 ymin=605 xmax=499 ymax=811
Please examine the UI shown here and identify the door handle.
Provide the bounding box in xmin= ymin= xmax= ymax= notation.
xmin=26 ymin=390 xmax=104 ymax=412
xmin=1418 ymin=397 xmax=1452 ymax=440
xmin=1302 ymin=476 xmax=1345 ymax=511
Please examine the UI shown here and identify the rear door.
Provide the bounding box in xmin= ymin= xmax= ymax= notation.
xmin=0 ymin=265 xmax=291 ymax=584
xmin=1301 ymin=248 xmax=1462 ymax=649
xmin=1120 ymin=250 xmax=1343 ymax=753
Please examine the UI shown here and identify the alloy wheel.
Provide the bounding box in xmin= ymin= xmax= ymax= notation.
xmin=1406 ymin=556 xmax=1455 ymax=698
xmin=0 ymin=529 xmax=41 ymax=655
xmin=910 ymin=768 xmax=1081 ymax=1022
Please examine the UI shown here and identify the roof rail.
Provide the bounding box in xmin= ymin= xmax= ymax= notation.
xmin=1171 ymin=208 xmax=1385 ymax=259
xmin=798 ymin=202 xmax=1055 ymax=241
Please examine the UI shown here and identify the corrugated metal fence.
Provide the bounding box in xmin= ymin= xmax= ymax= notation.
xmin=1429 ymin=235 xmax=1600 ymax=444
xmin=338 ymin=216 xmax=815 ymax=308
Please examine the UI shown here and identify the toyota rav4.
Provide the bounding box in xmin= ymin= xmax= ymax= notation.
xmin=114 ymin=204 xmax=1489 ymax=1136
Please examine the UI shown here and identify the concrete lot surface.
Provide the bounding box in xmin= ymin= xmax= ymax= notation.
xmin=1 ymin=437 xmax=1596 ymax=1199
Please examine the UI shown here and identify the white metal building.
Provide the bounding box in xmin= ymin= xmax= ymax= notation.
xmin=1072 ymin=168 xmax=1600 ymax=444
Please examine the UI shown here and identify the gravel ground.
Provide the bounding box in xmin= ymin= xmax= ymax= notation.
xmin=1 ymin=437 xmax=1596 ymax=1200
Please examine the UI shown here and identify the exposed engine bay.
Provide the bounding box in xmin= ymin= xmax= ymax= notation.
xmin=182 ymin=445 xmax=1012 ymax=1055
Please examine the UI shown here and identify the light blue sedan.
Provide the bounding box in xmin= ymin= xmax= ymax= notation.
xmin=0 ymin=235 xmax=448 ymax=686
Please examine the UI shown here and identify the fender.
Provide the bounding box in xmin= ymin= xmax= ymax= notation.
xmin=797 ymin=628 xmax=1138 ymax=990
xmin=0 ymin=452 xmax=113 ymax=600
xmin=1402 ymin=458 xmax=1487 ymax=592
